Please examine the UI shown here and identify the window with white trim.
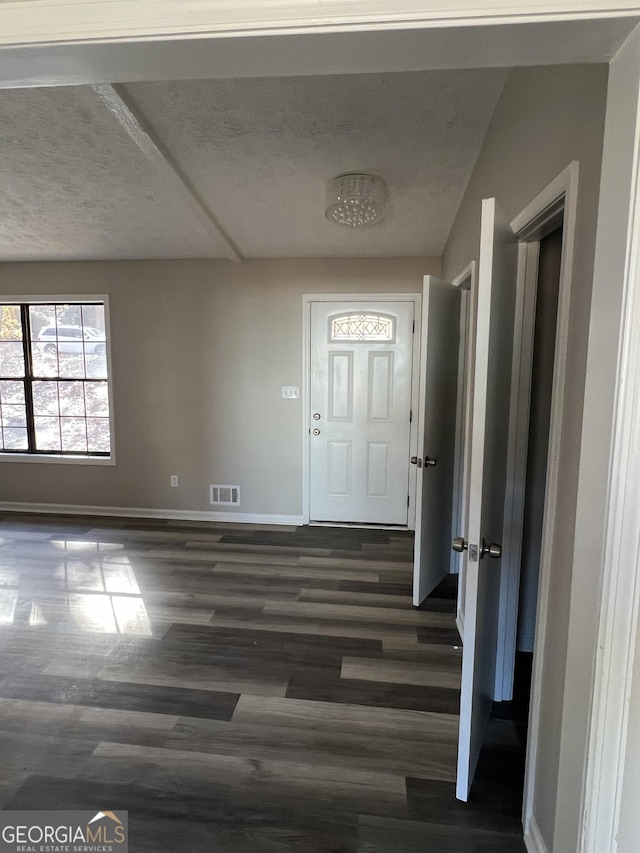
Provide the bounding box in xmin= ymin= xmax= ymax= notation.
xmin=0 ymin=300 xmax=112 ymax=458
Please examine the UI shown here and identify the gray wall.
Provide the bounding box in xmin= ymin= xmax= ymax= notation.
xmin=442 ymin=64 xmax=608 ymax=849
xmin=0 ymin=256 xmax=439 ymax=517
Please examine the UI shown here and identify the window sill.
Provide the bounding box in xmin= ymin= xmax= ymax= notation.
xmin=0 ymin=453 xmax=115 ymax=466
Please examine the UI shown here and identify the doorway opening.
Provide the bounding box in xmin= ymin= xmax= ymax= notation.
xmin=498 ymin=164 xmax=578 ymax=833
xmin=449 ymin=164 xmax=579 ymax=811
xmin=489 ymin=223 xmax=564 ymax=820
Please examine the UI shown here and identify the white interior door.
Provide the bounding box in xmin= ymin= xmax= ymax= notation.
xmin=456 ymin=198 xmax=518 ymax=801
xmin=309 ymin=300 xmax=414 ymax=525
xmin=413 ymin=276 xmax=461 ymax=605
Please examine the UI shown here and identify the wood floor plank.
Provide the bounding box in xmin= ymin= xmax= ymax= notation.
xmin=0 ymin=696 xmax=178 ymax=732
xmin=160 ymin=623 xmax=383 ymax=659
xmin=43 ymin=660 xmax=291 ymax=697
xmin=232 ymin=695 xmax=459 ymax=743
xmin=205 ymin=560 xmax=381 ymax=582
xmin=144 ymin=588 xmax=300 ymax=608
xmin=0 ymin=782 xmax=20 ymax=810
xmin=144 ymin=548 xmax=302 ymax=566
xmin=0 ymin=672 xmax=240 ymax=720
xmin=164 ymin=716 xmax=457 ymax=782
xmin=206 ymin=613 xmax=417 ymax=643
xmin=187 ymin=540 xmax=335 ymax=557
xmin=298 ymin=556 xmax=411 ymax=571
xmin=287 ymin=671 xmax=460 ymax=715
xmin=91 ymin=741 xmax=409 ymax=805
xmin=299 ymin=587 xmax=416 ymax=609
xmin=341 ymin=657 xmax=461 ymax=690
xmin=382 ymin=640 xmax=463 ymax=662
xmin=0 ymin=730 xmax=99 ymax=785
xmin=263 ymin=600 xmax=454 ymax=627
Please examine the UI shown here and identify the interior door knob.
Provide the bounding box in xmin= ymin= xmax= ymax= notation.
xmin=424 ymin=456 xmax=437 ymax=467
xmin=452 ymin=537 xmax=467 ymax=553
xmin=480 ymin=538 xmax=502 ymax=559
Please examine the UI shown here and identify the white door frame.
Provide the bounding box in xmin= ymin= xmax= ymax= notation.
xmin=495 ymin=162 xmax=580 ymax=707
xmin=578 ymin=29 xmax=640 ymax=853
xmin=302 ymin=292 xmax=422 ymax=527
xmin=489 ymin=163 xmax=579 ymax=839
xmin=449 ymin=261 xmax=476 ymax=580
xmin=449 ymin=261 xmax=477 ymax=643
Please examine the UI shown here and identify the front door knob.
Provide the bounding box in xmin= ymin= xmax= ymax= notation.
xmin=480 ymin=538 xmax=502 ymax=559
xmin=452 ymin=537 xmax=467 ymax=553
xmin=424 ymin=456 xmax=437 ymax=467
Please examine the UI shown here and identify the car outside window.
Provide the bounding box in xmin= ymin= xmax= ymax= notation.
xmin=0 ymin=301 xmax=113 ymax=459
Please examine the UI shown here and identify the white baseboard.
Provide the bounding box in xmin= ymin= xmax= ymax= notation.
xmin=0 ymin=501 xmax=303 ymax=526
xmin=524 ymin=815 xmax=550 ymax=853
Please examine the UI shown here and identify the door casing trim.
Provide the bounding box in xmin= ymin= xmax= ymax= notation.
xmin=501 ymin=161 xmax=580 ymax=836
xmin=450 ymin=260 xmax=477 ymax=641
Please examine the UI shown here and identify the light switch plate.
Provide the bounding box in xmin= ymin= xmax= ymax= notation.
xmin=282 ymin=386 xmax=300 ymax=399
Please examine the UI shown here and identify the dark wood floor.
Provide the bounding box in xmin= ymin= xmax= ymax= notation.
xmin=0 ymin=513 xmax=526 ymax=852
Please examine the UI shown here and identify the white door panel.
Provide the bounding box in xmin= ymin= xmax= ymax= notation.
xmin=309 ymin=301 xmax=414 ymax=525
xmin=413 ymin=276 xmax=462 ymax=605
xmin=456 ymin=198 xmax=518 ymax=801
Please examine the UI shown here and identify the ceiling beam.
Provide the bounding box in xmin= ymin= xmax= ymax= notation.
xmin=92 ymin=83 xmax=242 ymax=263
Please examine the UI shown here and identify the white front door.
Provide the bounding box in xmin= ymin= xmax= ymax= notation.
xmin=413 ymin=276 xmax=462 ymax=604
xmin=309 ymin=300 xmax=415 ymax=525
xmin=456 ymin=198 xmax=518 ymax=800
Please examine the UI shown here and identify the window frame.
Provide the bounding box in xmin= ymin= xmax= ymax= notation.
xmin=0 ymin=294 xmax=116 ymax=465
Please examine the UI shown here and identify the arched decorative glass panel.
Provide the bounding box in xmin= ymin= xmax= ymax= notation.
xmin=329 ymin=312 xmax=396 ymax=343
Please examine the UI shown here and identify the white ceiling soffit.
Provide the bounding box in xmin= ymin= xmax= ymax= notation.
xmin=0 ymin=19 xmax=636 ymax=89
xmin=0 ymin=0 xmax=638 ymax=49
xmin=0 ymin=69 xmax=508 ymax=260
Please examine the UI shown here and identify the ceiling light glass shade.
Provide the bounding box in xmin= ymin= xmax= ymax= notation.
xmin=325 ymin=173 xmax=387 ymax=228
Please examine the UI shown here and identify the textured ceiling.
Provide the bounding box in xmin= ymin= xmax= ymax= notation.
xmin=0 ymin=86 xmax=230 ymax=260
xmin=0 ymin=69 xmax=508 ymax=260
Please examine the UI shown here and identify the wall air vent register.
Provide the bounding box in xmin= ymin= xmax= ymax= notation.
xmin=210 ymin=485 xmax=240 ymax=506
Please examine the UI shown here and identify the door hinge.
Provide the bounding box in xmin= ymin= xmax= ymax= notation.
xmin=412 ymin=320 xmax=415 ymax=333
xmin=410 ymin=409 xmax=413 ymax=423
xmin=407 ymin=495 xmax=410 ymax=508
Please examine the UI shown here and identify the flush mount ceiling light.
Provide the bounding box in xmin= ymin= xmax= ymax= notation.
xmin=325 ymin=173 xmax=387 ymax=228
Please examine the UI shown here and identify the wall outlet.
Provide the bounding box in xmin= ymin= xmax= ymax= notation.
xmin=170 ymin=475 xmax=179 ymax=488
xmin=282 ymin=386 xmax=300 ymax=399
